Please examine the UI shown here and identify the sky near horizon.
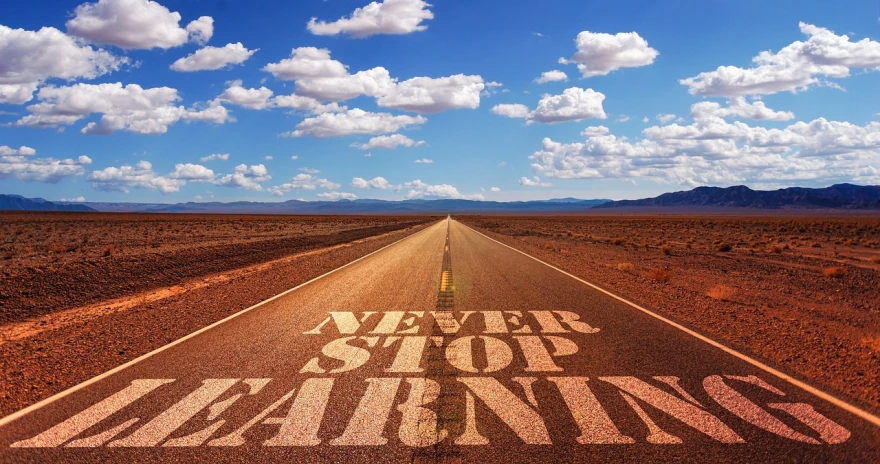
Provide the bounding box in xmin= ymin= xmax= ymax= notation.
xmin=1 ymin=0 xmax=879 ymax=204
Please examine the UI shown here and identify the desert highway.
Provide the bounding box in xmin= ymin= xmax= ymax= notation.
xmin=1 ymin=218 xmax=878 ymax=463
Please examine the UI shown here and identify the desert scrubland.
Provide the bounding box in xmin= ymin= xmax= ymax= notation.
xmin=0 ymin=213 xmax=434 ymax=323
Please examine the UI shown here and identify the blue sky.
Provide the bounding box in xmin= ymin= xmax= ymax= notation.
xmin=1 ymin=0 xmax=879 ymax=203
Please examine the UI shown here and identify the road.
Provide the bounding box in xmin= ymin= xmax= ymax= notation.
xmin=1 ymin=218 xmax=878 ymax=463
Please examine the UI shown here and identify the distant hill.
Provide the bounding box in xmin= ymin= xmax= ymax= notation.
xmin=0 ymin=194 xmax=96 ymax=212
xmin=594 ymin=184 xmax=880 ymax=209
xmin=81 ymin=198 xmax=611 ymax=214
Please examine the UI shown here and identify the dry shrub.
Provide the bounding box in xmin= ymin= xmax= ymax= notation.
xmin=810 ymin=242 xmax=821 ymax=248
xmin=48 ymin=243 xmax=77 ymax=253
xmin=101 ymin=244 xmax=120 ymax=257
xmin=617 ymin=263 xmax=634 ymax=273
xmin=707 ymin=285 xmax=735 ymax=301
xmin=717 ymin=243 xmax=732 ymax=252
xmin=823 ymin=266 xmax=846 ymax=278
xmin=862 ymin=336 xmax=880 ymax=353
xmin=612 ymin=238 xmax=625 ymax=246
xmin=647 ymin=268 xmax=672 ymax=283
xmin=661 ymin=245 xmax=671 ymax=255
xmin=766 ymin=244 xmax=784 ymax=253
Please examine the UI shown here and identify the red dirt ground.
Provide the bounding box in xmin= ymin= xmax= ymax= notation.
xmin=0 ymin=212 xmax=434 ymax=324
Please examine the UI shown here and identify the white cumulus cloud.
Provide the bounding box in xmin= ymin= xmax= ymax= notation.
xmin=690 ymin=97 xmax=795 ymax=121
xmin=403 ymin=179 xmax=483 ymax=200
xmin=272 ymin=93 xmax=347 ymax=114
xmin=0 ymin=25 xmax=127 ymax=104
xmin=491 ymin=103 xmax=531 ymax=119
xmin=200 ymin=153 xmax=229 ymax=162
xmin=218 ymin=80 xmax=273 ymax=110
xmin=0 ymin=145 xmax=37 ymax=156
xmin=376 ymin=74 xmax=485 ymax=113
xmin=581 ymin=125 xmax=610 ymax=137
xmin=318 ymin=191 xmax=358 ymax=200
xmin=559 ymin=30 xmax=659 ymax=77
xmin=288 ymin=108 xmax=426 ymax=138
xmin=351 ymin=134 xmax=426 ymax=149
xmin=414 ymin=158 xmax=433 ymax=163
xmin=520 ymin=176 xmax=552 ymax=187
xmin=215 ymin=164 xmax=271 ymax=191
xmin=14 ymin=82 xmax=231 ymax=134
xmin=168 ymin=163 xmax=215 ymax=180
xmin=295 ymin=67 xmax=395 ymax=103
xmin=1 ymin=148 xmax=91 ymax=183
xmin=185 ymin=16 xmax=214 ymax=46
xmin=264 ymin=47 xmax=486 ymax=112
xmin=307 ymin=0 xmax=434 ymax=38
xmin=535 ymin=70 xmax=568 ymax=84
xmin=351 ymin=176 xmax=398 ymax=190
xmin=268 ymin=173 xmax=340 ymax=196
xmin=171 ymin=43 xmax=257 ymax=72
xmin=263 ymin=47 xmax=349 ymax=80
xmin=527 ymin=106 xmax=880 ymax=188
xmin=89 ymin=160 xmax=187 ymax=193
xmin=656 ymin=113 xmax=678 ymax=124
xmin=680 ymin=23 xmax=880 ymax=97
xmin=67 ymin=0 xmax=213 ymax=49
xmin=493 ymin=88 xmax=606 ymax=123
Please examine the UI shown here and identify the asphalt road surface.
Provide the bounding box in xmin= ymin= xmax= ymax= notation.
xmin=2 ymin=218 xmax=879 ymax=463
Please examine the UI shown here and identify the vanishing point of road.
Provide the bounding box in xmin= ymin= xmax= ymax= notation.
xmin=1 ymin=218 xmax=878 ymax=463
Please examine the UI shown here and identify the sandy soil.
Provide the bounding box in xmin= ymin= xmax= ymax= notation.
xmin=0 ymin=214 xmax=437 ymax=416
xmin=457 ymin=214 xmax=880 ymax=412
xmin=0 ymin=213 xmax=433 ymax=324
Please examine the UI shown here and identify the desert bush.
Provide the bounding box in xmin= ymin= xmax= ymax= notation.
xmin=661 ymin=245 xmax=671 ymax=255
xmin=707 ymin=285 xmax=735 ymax=301
xmin=766 ymin=244 xmax=784 ymax=253
xmin=862 ymin=336 xmax=880 ymax=353
xmin=647 ymin=268 xmax=672 ymax=283
xmin=823 ymin=266 xmax=846 ymax=278
xmin=617 ymin=263 xmax=634 ymax=273
xmin=101 ymin=244 xmax=120 ymax=257
xmin=612 ymin=238 xmax=624 ymax=246
xmin=717 ymin=243 xmax=732 ymax=252
xmin=48 ymin=243 xmax=77 ymax=253
xmin=810 ymin=242 xmax=821 ymax=248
